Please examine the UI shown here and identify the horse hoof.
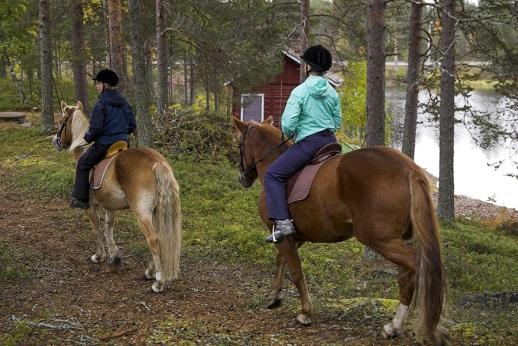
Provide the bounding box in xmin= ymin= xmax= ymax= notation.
xmin=144 ymin=269 xmax=155 ymax=280
xmin=109 ymin=256 xmax=121 ymax=266
xmin=267 ymin=297 xmax=282 ymax=309
xmin=151 ymin=281 xmax=164 ymax=293
xmin=432 ymin=325 xmax=450 ymax=346
xmin=382 ymin=322 xmax=402 ymax=339
xmin=295 ymin=314 xmax=312 ymax=326
xmin=90 ymin=254 xmax=104 ymax=264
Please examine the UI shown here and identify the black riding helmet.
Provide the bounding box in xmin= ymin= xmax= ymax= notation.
xmin=300 ymin=44 xmax=332 ymax=72
xmin=93 ymin=68 xmax=119 ymax=86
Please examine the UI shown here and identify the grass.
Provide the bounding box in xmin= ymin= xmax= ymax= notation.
xmin=1 ymin=123 xmax=517 ymax=344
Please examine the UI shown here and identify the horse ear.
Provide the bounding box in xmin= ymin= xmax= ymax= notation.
xmin=60 ymin=100 xmax=67 ymax=114
xmin=76 ymin=101 xmax=83 ymax=111
xmin=232 ymin=117 xmax=248 ymax=134
xmin=262 ymin=116 xmax=274 ymax=125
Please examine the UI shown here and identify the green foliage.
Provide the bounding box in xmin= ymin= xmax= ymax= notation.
xmin=338 ymin=61 xmax=367 ymax=145
xmin=0 ymin=320 xmax=32 ymax=346
xmin=0 ymin=245 xmax=32 ymax=281
xmin=338 ymin=61 xmax=393 ymax=146
xmin=0 ymin=78 xmax=98 ymax=112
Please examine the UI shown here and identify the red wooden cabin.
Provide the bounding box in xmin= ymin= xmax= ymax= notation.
xmin=227 ymin=51 xmax=341 ymax=127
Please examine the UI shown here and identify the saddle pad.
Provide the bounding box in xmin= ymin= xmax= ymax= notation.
xmin=89 ymin=156 xmax=116 ymax=190
xmin=287 ymin=155 xmax=340 ymax=204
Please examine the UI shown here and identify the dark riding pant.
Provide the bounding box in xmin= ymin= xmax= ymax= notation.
xmin=265 ymin=129 xmax=337 ymax=220
xmin=72 ymin=143 xmax=110 ymax=202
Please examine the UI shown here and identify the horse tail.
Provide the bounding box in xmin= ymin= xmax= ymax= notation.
xmin=408 ymin=169 xmax=447 ymax=344
xmin=152 ymin=161 xmax=182 ymax=282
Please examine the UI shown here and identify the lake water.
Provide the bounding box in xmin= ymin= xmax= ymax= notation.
xmin=386 ymin=87 xmax=518 ymax=209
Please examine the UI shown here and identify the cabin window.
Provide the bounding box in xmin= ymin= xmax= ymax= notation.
xmin=240 ymin=94 xmax=264 ymax=122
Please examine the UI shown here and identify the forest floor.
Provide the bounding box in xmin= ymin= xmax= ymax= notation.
xmin=1 ymin=120 xmax=517 ymax=345
xmin=0 ymin=173 xmax=423 ymax=346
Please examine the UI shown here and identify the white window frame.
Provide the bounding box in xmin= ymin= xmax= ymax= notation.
xmin=240 ymin=93 xmax=264 ymax=122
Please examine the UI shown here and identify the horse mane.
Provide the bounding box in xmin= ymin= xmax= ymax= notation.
xmin=69 ymin=109 xmax=90 ymax=151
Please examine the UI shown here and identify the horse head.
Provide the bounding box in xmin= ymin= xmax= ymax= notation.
xmin=233 ymin=116 xmax=289 ymax=188
xmin=53 ymin=101 xmax=88 ymax=152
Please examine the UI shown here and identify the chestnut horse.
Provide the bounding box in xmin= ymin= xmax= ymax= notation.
xmin=234 ymin=117 xmax=448 ymax=345
xmin=53 ymin=101 xmax=182 ymax=293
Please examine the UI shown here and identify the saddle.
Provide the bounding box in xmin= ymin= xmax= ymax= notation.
xmin=89 ymin=141 xmax=128 ymax=190
xmin=287 ymin=142 xmax=342 ymax=204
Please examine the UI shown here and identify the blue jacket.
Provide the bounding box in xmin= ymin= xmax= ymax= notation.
xmin=84 ymin=89 xmax=137 ymax=145
xmin=281 ymin=76 xmax=341 ymax=142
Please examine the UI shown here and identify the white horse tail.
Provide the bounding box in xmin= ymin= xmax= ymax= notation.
xmin=152 ymin=161 xmax=182 ymax=282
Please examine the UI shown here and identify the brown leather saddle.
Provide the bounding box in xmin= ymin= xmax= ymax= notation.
xmin=287 ymin=142 xmax=342 ymax=203
xmin=89 ymin=141 xmax=128 ymax=190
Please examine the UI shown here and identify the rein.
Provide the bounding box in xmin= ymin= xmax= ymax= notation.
xmin=239 ymin=126 xmax=291 ymax=182
xmin=55 ymin=112 xmax=73 ymax=150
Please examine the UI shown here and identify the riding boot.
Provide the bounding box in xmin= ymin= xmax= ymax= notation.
xmin=70 ymin=197 xmax=89 ymax=209
xmin=266 ymin=219 xmax=296 ymax=243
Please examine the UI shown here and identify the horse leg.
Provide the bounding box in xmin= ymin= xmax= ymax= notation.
xmin=369 ymin=239 xmax=416 ymax=338
xmin=267 ymin=241 xmax=304 ymax=309
xmin=103 ymin=210 xmax=121 ymax=267
xmin=87 ymin=206 xmax=106 ymax=263
xmin=135 ymin=213 xmax=163 ymax=293
xmin=267 ymin=251 xmax=287 ymax=309
xmin=144 ymin=259 xmax=155 ymax=280
xmin=277 ymin=238 xmax=312 ymax=325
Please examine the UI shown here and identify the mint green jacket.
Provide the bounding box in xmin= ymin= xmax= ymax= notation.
xmin=281 ymin=76 xmax=342 ymax=142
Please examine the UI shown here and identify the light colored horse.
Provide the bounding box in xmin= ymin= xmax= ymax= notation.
xmin=53 ymin=101 xmax=182 ymax=293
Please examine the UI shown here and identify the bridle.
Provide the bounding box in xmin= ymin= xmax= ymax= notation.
xmin=238 ymin=126 xmax=291 ymax=188
xmin=54 ymin=111 xmax=73 ymax=151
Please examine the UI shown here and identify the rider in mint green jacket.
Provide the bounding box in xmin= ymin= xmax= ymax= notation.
xmin=281 ymin=75 xmax=341 ymax=142
xmin=265 ymin=45 xmax=342 ymax=243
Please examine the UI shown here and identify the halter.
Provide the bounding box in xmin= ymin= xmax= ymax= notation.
xmin=238 ymin=126 xmax=291 ymax=187
xmin=54 ymin=112 xmax=73 ymax=151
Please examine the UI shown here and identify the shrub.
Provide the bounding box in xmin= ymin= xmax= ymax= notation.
xmin=153 ymin=105 xmax=237 ymax=163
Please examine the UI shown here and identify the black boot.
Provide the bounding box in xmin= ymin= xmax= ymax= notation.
xmin=70 ymin=197 xmax=89 ymax=210
xmin=266 ymin=219 xmax=296 ymax=243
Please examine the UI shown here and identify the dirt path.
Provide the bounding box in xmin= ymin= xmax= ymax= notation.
xmin=0 ymin=174 xmax=433 ymax=345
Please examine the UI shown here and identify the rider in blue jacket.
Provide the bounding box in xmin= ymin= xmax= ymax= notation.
xmin=70 ymin=69 xmax=136 ymax=209
xmin=265 ymin=45 xmax=342 ymax=243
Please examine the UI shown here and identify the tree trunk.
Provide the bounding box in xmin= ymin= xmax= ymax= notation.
xmin=215 ymin=93 xmax=220 ymax=113
xmin=365 ymin=0 xmax=386 ymax=261
xmin=128 ymin=0 xmax=153 ymax=147
xmin=156 ymin=0 xmax=169 ymax=113
xmin=401 ymin=1 xmax=424 ymax=159
xmin=39 ymin=0 xmax=54 ymax=134
xmin=70 ymin=0 xmax=89 ymax=114
xmin=366 ymin=0 xmax=386 ymax=148
xmin=299 ymin=0 xmax=310 ymax=83
xmin=184 ymin=53 xmax=188 ymax=104
xmin=103 ymin=0 xmax=111 ymax=67
xmin=4 ymin=49 xmax=27 ymax=104
xmin=438 ymin=0 xmax=456 ymax=222
xmin=0 ymin=54 xmax=6 ymax=79
xmin=189 ymin=58 xmax=195 ymax=105
xmin=107 ymin=0 xmax=127 ymax=94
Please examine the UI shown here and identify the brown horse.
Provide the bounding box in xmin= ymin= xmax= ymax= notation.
xmin=53 ymin=101 xmax=182 ymax=293
xmin=234 ymin=117 xmax=448 ymax=345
